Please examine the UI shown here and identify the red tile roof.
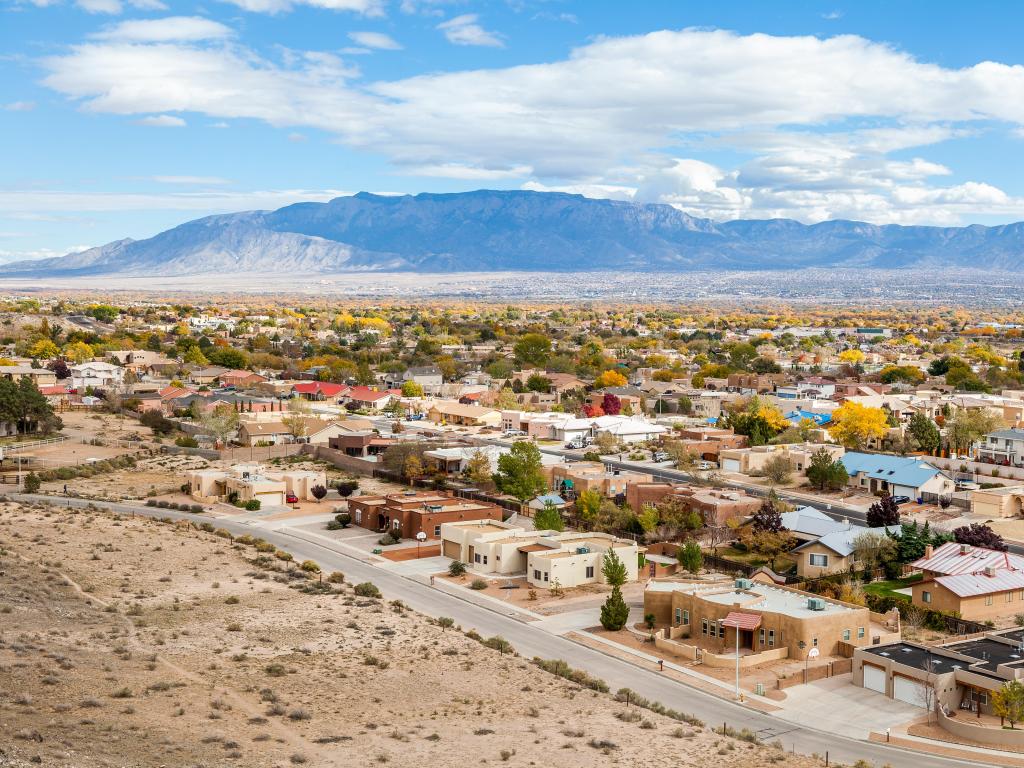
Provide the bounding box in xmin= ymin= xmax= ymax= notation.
xmin=292 ymin=381 xmax=348 ymax=397
xmin=721 ymin=612 xmax=762 ymax=631
xmin=347 ymin=386 xmax=392 ymax=402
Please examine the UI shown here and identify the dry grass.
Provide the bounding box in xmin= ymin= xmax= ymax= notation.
xmin=0 ymin=501 xmax=823 ymax=768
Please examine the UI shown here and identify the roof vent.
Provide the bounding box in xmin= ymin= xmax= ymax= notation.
xmin=807 ymin=598 xmax=826 ymax=611
xmin=734 ymin=578 xmax=753 ymax=590
xmin=984 ymin=566 xmax=997 ymax=577
xmin=960 ymin=544 xmax=971 ymax=555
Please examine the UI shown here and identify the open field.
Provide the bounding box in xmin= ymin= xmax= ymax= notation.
xmin=0 ymin=500 xmax=820 ymax=768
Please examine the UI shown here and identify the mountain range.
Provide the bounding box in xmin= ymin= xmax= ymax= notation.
xmin=7 ymin=190 xmax=1024 ymax=276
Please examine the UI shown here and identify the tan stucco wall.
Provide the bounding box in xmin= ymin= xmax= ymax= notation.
xmin=913 ymin=580 xmax=1024 ymax=622
xmin=796 ymin=542 xmax=854 ymax=578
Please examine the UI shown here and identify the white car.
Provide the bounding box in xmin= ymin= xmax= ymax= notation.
xmin=503 ymin=429 xmax=527 ymax=437
xmin=694 ymin=461 xmax=715 ymax=471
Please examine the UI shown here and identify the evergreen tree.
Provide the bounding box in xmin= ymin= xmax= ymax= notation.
xmin=493 ymin=441 xmax=547 ymax=502
xmin=907 ymin=412 xmax=941 ymax=453
xmin=600 ymin=586 xmax=630 ymax=631
xmin=677 ymin=540 xmax=703 ymax=574
xmin=601 ymin=549 xmax=628 ymax=587
xmin=533 ymin=501 xmax=564 ymax=532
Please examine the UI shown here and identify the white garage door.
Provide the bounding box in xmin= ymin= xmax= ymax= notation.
xmin=893 ymin=675 xmax=928 ymax=708
xmin=862 ymin=664 xmax=886 ymax=694
xmin=722 ymin=459 xmax=740 ymax=473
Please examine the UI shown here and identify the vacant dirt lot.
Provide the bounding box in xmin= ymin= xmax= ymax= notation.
xmin=0 ymin=502 xmax=820 ymax=768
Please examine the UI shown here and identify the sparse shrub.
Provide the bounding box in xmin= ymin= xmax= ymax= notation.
xmin=354 ymin=582 xmax=381 ymax=599
xmin=469 ymin=578 xmax=488 ymax=590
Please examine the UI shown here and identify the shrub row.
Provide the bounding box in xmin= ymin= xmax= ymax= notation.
xmin=36 ymin=455 xmax=137 ymax=482
xmin=531 ymin=658 xmax=609 ymax=693
xmin=145 ymin=499 xmax=204 ymax=513
xmin=613 ymin=688 xmax=703 ymax=727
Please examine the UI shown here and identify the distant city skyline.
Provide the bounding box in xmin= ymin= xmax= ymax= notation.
xmin=5 ymin=0 xmax=1024 ymax=259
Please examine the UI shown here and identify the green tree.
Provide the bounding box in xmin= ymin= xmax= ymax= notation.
xmin=182 ymin=345 xmax=209 ymax=366
xmin=400 ymin=379 xmax=424 ymax=397
xmin=493 ymin=441 xmax=547 ymax=502
xmin=599 ymin=586 xmax=630 ymax=631
xmin=513 ymin=333 xmax=552 ymax=366
xmin=462 ymin=450 xmax=494 ymax=488
xmin=23 ymin=471 xmax=41 ymax=493
xmin=601 ymin=549 xmax=628 ymax=587
xmin=206 ymin=347 xmax=248 ymax=369
xmin=575 ymin=488 xmax=603 ymax=523
xmin=533 ymin=501 xmax=564 ymax=532
xmin=806 ymin=447 xmax=848 ymax=491
xmin=907 ymin=411 xmax=941 ymax=453
xmin=946 ymin=408 xmax=998 ymax=454
xmin=677 ymin=540 xmax=703 ymax=575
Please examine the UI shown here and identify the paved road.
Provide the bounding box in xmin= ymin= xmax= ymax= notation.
xmin=12 ymin=492 xmax=992 ymax=768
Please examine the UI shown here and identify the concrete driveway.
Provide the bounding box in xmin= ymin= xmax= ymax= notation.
xmin=776 ymin=674 xmax=923 ymax=739
xmin=378 ymin=555 xmax=452 ymax=577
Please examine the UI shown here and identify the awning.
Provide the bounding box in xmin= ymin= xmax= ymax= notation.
xmin=517 ymin=544 xmax=550 ymax=553
xmin=721 ymin=612 xmax=762 ymax=631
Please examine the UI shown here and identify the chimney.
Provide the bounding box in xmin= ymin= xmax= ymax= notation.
xmin=924 ymin=544 xmax=933 ymax=559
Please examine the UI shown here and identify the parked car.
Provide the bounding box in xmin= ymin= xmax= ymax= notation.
xmin=890 ymin=495 xmax=912 ymax=505
xmin=694 ymin=461 xmax=715 ymax=471
xmin=504 ymin=429 xmax=527 ymax=437
xmin=285 ymin=493 xmax=299 ymax=504
xmin=652 ymin=451 xmax=670 ymax=462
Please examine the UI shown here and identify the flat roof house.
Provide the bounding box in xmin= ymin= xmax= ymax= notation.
xmin=426 ymin=402 xmax=502 ymax=427
xmin=347 ymin=491 xmax=503 ymax=540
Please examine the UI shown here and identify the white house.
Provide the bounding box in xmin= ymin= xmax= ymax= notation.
xmin=71 ymin=361 xmax=124 ymax=391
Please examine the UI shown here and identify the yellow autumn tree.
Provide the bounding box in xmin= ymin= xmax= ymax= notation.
xmin=829 ymin=401 xmax=889 ymax=449
xmin=594 ymin=369 xmax=628 ymax=388
xmin=838 ymin=349 xmax=865 ymax=365
xmin=29 ymin=338 xmax=60 ymax=359
xmin=62 ymin=341 xmax=94 ymax=364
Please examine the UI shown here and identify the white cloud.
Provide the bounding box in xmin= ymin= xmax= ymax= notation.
xmin=76 ymin=0 xmax=122 ymax=13
xmin=3 ymin=101 xmax=36 ymax=111
xmin=134 ymin=114 xmax=187 ymax=127
xmin=348 ymin=31 xmax=401 ymax=50
xmin=152 ymin=175 xmax=231 ymax=184
xmin=822 ymin=10 xmax=843 ymax=20
xmin=437 ymin=14 xmax=503 ymax=47
xmin=220 ymin=0 xmax=384 ymax=15
xmin=287 ymin=132 xmax=307 ymax=142
xmin=38 ymin=27 xmax=1024 ymax=224
xmin=94 ymin=17 xmax=232 ymax=42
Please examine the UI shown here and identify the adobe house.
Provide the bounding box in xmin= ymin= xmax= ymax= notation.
xmin=347 ymin=491 xmax=503 ymax=540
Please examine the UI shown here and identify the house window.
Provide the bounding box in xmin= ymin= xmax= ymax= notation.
xmin=843 ymin=629 xmax=851 ymax=641
xmin=482 ymin=555 xmax=488 ymax=565
xmin=392 ymin=519 xmax=400 ymax=530
xmin=768 ymin=630 xmax=775 ymax=647
xmin=674 ymin=608 xmax=682 ymax=625
xmin=355 ymin=511 xmax=362 ymax=523
xmin=533 ymin=569 xmax=541 ymax=580
xmin=985 ymin=595 xmax=994 ymax=606
xmin=543 ymin=572 xmax=549 ymax=582
xmin=682 ymin=610 xmax=689 ymax=626
xmin=759 ymin=629 xmax=765 ymax=646
xmin=812 ymin=637 xmax=818 ymax=647
xmin=980 ymin=692 xmax=989 ymax=706
xmin=434 ymin=525 xmax=441 ymax=536
xmin=475 ymin=553 xmax=481 ymax=564
xmin=1008 ymin=592 xmax=1014 ymax=603
xmin=922 ymin=591 xmax=931 ymax=604
xmin=585 ymin=566 xmax=595 ymax=579
xmin=809 ymin=554 xmax=829 ymax=567
xmin=858 ymin=627 xmax=865 ymax=639
xmin=702 ymin=618 xmax=709 ymax=636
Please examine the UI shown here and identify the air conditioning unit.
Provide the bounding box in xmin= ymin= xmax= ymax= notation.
xmin=575 ymin=546 xmax=590 ymax=555
xmin=734 ymin=578 xmax=752 ymax=590
xmin=984 ymin=566 xmax=997 ymax=577
xmin=807 ymin=598 xmax=826 ymax=611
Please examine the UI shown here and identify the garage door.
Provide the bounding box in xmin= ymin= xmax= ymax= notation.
xmin=722 ymin=459 xmax=741 ymax=473
xmin=893 ymin=675 xmax=928 ymax=708
xmin=442 ymin=540 xmax=460 ymax=560
xmin=862 ymin=664 xmax=886 ymax=694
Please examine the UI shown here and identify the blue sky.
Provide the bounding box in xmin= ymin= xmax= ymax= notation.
xmin=5 ymin=0 xmax=1024 ymax=260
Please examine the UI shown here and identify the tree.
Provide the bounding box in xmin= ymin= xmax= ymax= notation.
xmin=448 ymin=560 xmax=467 ymax=577
xmin=282 ymin=398 xmax=310 ymax=440
xmin=493 ymin=441 xmax=547 ymax=502
xmin=493 ymin=387 xmax=519 ymax=410
xmin=601 ymin=392 xmax=622 ymax=415
xmin=953 ymin=522 xmax=1007 ymax=551
xmin=601 ymin=549 xmax=628 ymax=587
xmin=183 ymin=345 xmax=209 ymax=366
xmin=575 ymin=488 xmax=603 ymax=523
xmin=62 ymin=341 xmax=94 ymax=364
xmin=533 ymin=501 xmax=564 ymax=532
xmin=992 ymin=680 xmax=1024 ymax=729
xmin=334 ymin=512 xmax=352 ymax=528
xmin=200 ymin=403 xmax=239 ymax=446
xmin=400 ymin=379 xmax=424 ymax=397
xmin=311 ymin=485 xmax=327 ymax=503
xmin=677 ymin=540 xmax=703 ymax=575
xmin=866 ymin=495 xmax=900 ymax=528
xmin=403 ymin=453 xmax=424 ymax=482
xmin=762 ymin=453 xmax=793 ymax=484
xmin=750 ymin=498 xmax=784 ymax=533
xmin=462 ymin=450 xmax=494 ymax=488
xmin=829 ymin=401 xmax=889 ymax=449
xmin=29 ymin=339 xmax=59 ymax=359
xmin=600 ymin=586 xmax=630 ymax=631
xmin=748 ymin=530 xmax=793 ymax=569
xmin=806 ymin=447 xmax=849 ymax=491
xmin=946 ymin=408 xmax=999 ymax=455
xmin=907 ymin=412 xmax=941 ymax=453
xmin=594 ymin=369 xmax=628 ymax=388
xmin=852 ymin=530 xmax=897 ymax=574
xmin=525 ymin=373 xmax=551 ymax=392
xmin=206 ymin=347 xmax=248 ymax=369
xmin=593 ymin=431 xmax=617 ymax=455
xmin=49 ymin=359 xmax=71 ymax=380
xmin=513 ymin=333 xmax=552 ymax=366
xmin=838 ymin=349 xmax=865 ymax=365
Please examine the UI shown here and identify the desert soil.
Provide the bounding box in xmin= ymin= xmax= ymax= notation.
xmin=0 ymin=500 xmax=820 ymax=768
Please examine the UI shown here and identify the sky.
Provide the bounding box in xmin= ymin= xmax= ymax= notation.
xmin=6 ymin=0 xmax=1024 ymax=261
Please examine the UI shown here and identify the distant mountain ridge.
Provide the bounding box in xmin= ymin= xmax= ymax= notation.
xmin=7 ymin=190 xmax=1024 ymax=276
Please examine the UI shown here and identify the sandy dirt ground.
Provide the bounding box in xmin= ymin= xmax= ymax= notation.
xmin=0 ymin=500 xmax=822 ymax=768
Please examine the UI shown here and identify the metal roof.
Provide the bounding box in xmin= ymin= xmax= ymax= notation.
xmin=912 ymin=541 xmax=1024 ymax=576
xmin=936 ymin=569 xmax=1024 ymax=598
xmin=840 ymin=451 xmax=948 ymax=489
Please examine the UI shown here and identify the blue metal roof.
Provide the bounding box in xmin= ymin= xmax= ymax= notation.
xmin=784 ymin=409 xmax=832 ymax=426
xmin=840 ymin=451 xmax=947 ymax=489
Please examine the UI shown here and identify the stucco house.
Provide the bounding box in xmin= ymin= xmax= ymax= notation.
xmin=840 ymin=451 xmax=954 ymax=499
xmin=909 ymin=541 xmax=1024 ymax=622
